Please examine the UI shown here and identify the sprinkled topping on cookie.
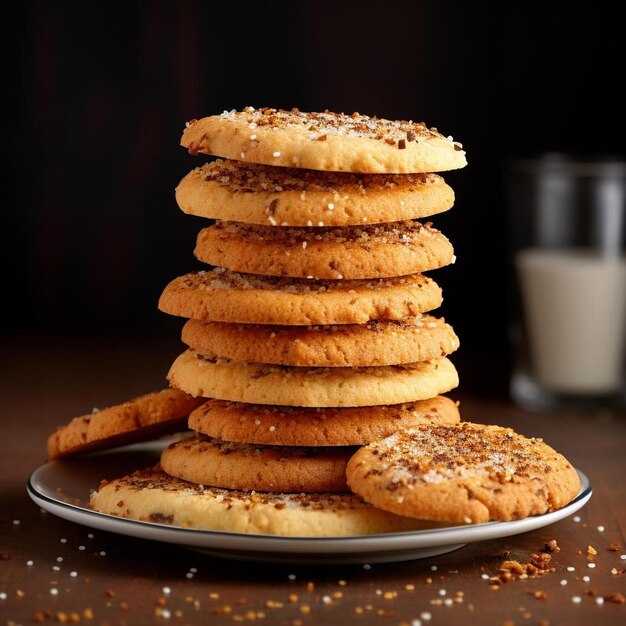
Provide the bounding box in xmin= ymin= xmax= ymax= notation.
xmin=204 ymin=107 xmax=462 ymax=149
xmin=182 ymin=268 xmax=432 ymax=294
xmin=210 ymin=220 xmax=441 ymax=245
xmin=99 ymin=466 xmax=369 ymax=511
xmin=169 ymin=434 xmax=354 ymax=459
xmin=196 ymin=159 xmax=441 ymax=193
xmin=362 ymin=423 xmax=569 ymax=486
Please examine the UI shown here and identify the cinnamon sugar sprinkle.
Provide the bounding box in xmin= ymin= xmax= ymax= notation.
xmin=100 ymin=467 xmax=368 ymax=511
xmin=364 ymin=423 xmax=569 ymax=485
xmin=170 ymin=435 xmax=355 ymax=459
xmin=198 ymin=107 xmax=464 ymax=151
xmin=179 ymin=268 xmax=432 ymax=293
xmin=193 ymin=349 xmax=442 ymax=377
xmin=196 ymin=159 xmax=441 ymax=193
xmin=209 ymin=220 xmax=443 ymax=246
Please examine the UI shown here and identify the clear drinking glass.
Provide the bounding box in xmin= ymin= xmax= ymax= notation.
xmin=508 ymin=154 xmax=626 ymax=410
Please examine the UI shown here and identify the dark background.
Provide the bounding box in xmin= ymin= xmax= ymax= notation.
xmin=4 ymin=1 xmax=622 ymax=396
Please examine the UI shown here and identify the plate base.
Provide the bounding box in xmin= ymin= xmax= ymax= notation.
xmin=191 ymin=543 xmax=467 ymax=565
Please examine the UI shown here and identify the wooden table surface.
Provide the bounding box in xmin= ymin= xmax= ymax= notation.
xmin=1 ymin=336 xmax=624 ymax=626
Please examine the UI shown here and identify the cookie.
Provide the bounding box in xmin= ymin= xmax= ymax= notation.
xmin=194 ymin=220 xmax=455 ymax=280
xmin=188 ymin=396 xmax=460 ymax=447
xmin=158 ymin=270 xmax=442 ymax=326
xmin=167 ymin=350 xmax=459 ymax=407
xmin=176 ymin=160 xmax=455 ymax=227
xmin=47 ymin=389 xmax=204 ymax=460
xmin=181 ymin=107 xmax=467 ymax=173
xmin=346 ymin=423 xmax=582 ymax=524
xmin=89 ymin=466 xmax=427 ymax=536
xmin=160 ymin=435 xmax=352 ymax=492
xmin=181 ymin=316 xmax=459 ymax=367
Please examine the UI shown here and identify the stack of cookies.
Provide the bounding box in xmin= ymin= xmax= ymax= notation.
xmin=87 ymin=108 xmax=581 ymax=535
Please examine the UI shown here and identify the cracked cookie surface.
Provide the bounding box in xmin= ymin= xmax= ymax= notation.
xmin=346 ymin=422 xmax=581 ymax=523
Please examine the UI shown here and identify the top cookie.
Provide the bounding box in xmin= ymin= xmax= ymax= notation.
xmin=181 ymin=107 xmax=467 ymax=173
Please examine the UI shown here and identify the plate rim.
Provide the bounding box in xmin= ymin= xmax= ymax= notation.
xmin=27 ymin=458 xmax=592 ymax=552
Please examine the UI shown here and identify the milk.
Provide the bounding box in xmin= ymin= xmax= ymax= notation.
xmin=516 ymin=249 xmax=626 ymax=394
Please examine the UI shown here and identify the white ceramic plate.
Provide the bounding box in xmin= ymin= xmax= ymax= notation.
xmin=27 ymin=439 xmax=592 ymax=564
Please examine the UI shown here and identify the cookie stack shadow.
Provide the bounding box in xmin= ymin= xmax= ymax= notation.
xmin=140 ymin=108 xmax=466 ymax=533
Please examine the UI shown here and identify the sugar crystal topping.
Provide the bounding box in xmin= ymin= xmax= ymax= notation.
xmin=179 ymin=268 xmax=430 ymax=293
xmin=196 ymin=159 xmax=441 ymax=193
xmin=366 ymin=424 xmax=566 ymax=487
xmin=105 ymin=466 xmax=368 ymax=510
xmin=173 ymin=434 xmax=355 ymax=459
xmin=210 ymin=220 xmax=442 ymax=245
xmin=210 ymin=107 xmax=463 ymax=150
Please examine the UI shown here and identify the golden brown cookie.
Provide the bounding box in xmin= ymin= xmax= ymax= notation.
xmin=167 ymin=349 xmax=459 ymax=407
xmin=188 ymin=396 xmax=460 ymax=446
xmin=346 ymin=423 xmax=582 ymax=524
xmin=160 ymin=435 xmax=352 ymax=492
xmin=181 ymin=107 xmax=467 ymax=173
xmin=89 ymin=466 xmax=428 ymax=536
xmin=194 ymin=220 xmax=455 ymax=280
xmin=47 ymin=389 xmax=204 ymax=460
xmin=158 ymin=270 xmax=442 ymax=326
xmin=181 ymin=316 xmax=459 ymax=367
xmin=176 ymin=160 xmax=455 ymax=226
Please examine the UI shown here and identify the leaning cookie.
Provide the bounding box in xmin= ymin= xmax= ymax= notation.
xmin=90 ymin=467 xmax=430 ymax=536
xmin=47 ymin=389 xmax=204 ymax=459
xmin=194 ymin=221 xmax=455 ymax=280
xmin=182 ymin=316 xmax=459 ymax=367
xmin=346 ymin=423 xmax=582 ymax=524
xmin=181 ymin=107 xmax=467 ymax=173
xmin=158 ymin=270 xmax=442 ymax=326
xmin=168 ymin=349 xmax=459 ymax=407
xmin=176 ymin=160 xmax=454 ymax=226
xmin=188 ymin=396 xmax=460 ymax=447
xmin=161 ymin=435 xmax=352 ymax=492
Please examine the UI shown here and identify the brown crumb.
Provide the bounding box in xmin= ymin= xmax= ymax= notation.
xmin=306 ymin=582 xmax=315 ymax=592
xmin=608 ymin=542 xmax=622 ymax=551
xmin=528 ymin=590 xmax=547 ymax=600
xmin=105 ymin=589 xmax=115 ymax=598
xmin=0 ymin=551 xmax=12 ymax=560
xmin=587 ymin=545 xmax=597 ymax=557
xmin=605 ymin=592 xmax=626 ymax=604
xmin=490 ymin=550 xmax=554 ymax=586
xmin=543 ymin=540 xmax=560 ymax=553
xmin=34 ymin=612 xmax=46 ymax=623
xmin=611 ymin=567 xmax=624 ymax=575
xmin=82 ymin=608 xmax=93 ymax=620
xmin=538 ymin=620 xmax=550 ymax=626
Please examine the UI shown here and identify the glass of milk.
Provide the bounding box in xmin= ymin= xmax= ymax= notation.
xmin=508 ymin=155 xmax=626 ymax=410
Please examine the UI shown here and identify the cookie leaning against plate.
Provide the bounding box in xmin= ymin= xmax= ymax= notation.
xmin=47 ymin=389 xmax=204 ymax=459
xmin=89 ymin=466 xmax=429 ymax=536
xmin=346 ymin=423 xmax=582 ymax=524
xmin=161 ymin=435 xmax=352 ymax=492
xmin=181 ymin=107 xmax=467 ymax=173
xmin=181 ymin=316 xmax=459 ymax=367
xmin=176 ymin=160 xmax=455 ymax=226
xmin=188 ymin=396 xmax=460 ymax=447
xmin=158 ymin=270 xmax=442 ymax=326
xmin=167 ymin=350 xmax=458 ymax=407
xmin=194 ymin=221 xmax=455 ymax=280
